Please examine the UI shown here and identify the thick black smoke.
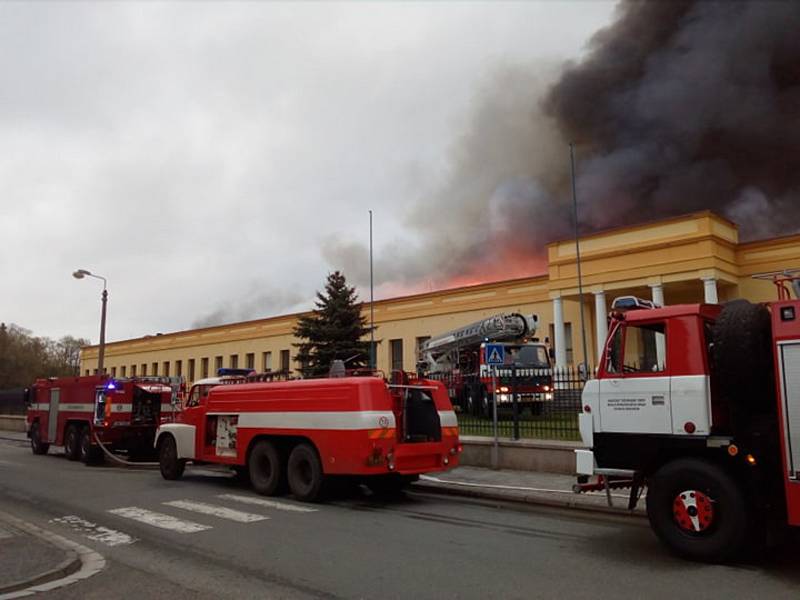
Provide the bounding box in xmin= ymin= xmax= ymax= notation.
xmin=325 ymin=0 xmax=800 ymax=289
xmin=547 ymin=0 xmax=800 ymax=235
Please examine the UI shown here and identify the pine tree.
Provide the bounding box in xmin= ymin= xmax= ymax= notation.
xmin=293 ymin=272 xmax=372 ymax=378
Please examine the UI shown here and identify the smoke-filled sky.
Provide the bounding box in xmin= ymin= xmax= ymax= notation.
xmin=3 ymin=1 xmax=799 ymax=344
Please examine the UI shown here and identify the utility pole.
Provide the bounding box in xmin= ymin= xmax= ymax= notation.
xmin=570 ymin=143 xmax=589 ymax=374
xmin=369 ymin=210 xmax=375 ymax=370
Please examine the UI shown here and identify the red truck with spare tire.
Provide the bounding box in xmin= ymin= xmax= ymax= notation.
xmin=154 ymin=373 xmax=461 ymax=501
xmin=576 ymin=271 xmax=800 ymax=562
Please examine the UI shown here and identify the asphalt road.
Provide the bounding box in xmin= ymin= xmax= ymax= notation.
xmin=1 ymin=436 xmax=799 ymax=600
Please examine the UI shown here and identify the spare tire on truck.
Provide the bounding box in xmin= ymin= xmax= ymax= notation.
xmin=712 ymin=299 xmax=775 ymax=416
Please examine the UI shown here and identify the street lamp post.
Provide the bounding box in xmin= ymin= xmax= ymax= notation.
xmin=72 ymin=269 xmax=108 ymax=375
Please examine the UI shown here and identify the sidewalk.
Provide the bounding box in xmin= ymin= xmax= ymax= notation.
xmin=0 ymin=516 xmax=81 ymax=598
xmin=412 ymin=466 xmax=646 ymax=517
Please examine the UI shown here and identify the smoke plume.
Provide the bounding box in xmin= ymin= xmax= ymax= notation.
xmin=325 ymin=0 xmax=800 ymax=290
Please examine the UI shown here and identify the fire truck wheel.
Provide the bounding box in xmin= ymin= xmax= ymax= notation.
xmin=64 ymin=425 xmax=81 ymax=461
xmin=30 ymin=422 xmax=49 ymax=455
xmin=248 ymin=440 xmax=284 ymax=496
xmin=287 ymin=443 xmax=324 ymax=502
xmin=79 ymin=427 xmax=103 ymax=465
xmin=158 ymin=435 xmax=186 ymax=480
xmin=646 ymin=458 xmax=748 ymax=563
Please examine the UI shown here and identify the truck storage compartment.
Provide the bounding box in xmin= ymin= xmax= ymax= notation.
xmin=403 ymin=388 xmax=441 ymax=443
xmin=132 ymin=385 xmax=162 ymax=425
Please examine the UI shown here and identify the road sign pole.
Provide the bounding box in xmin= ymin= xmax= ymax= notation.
xmin=492 ymin=365 xmax=499 ymax=470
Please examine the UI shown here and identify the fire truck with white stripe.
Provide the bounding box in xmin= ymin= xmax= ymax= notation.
xmin=576 ymin=271 xmax=800 ymax=562
xmin=155 ymin=372 xmax=461 ymax=501
xmin=26 ymin=375 xmax=179 ymax=464
xmin=418 ymin=313 xmax=552 ymax=416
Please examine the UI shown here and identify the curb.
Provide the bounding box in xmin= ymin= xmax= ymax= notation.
xmin=0 ymin=511 xmax=106 ymax=599
xmin=410 ymin=481 xmax=647 ymax=519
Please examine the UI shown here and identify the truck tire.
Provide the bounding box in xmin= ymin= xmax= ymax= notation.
xmin=30 ymin=422 xmax=49 ymax=455
xmin=158 ymin=435 xmax=186 ymax=480
xmin=287 ymin=443 xmax=324 ymax=502
xmin=64 ymin=425 xmax=80 ymax=461
xmin=646 ymin=458 xmax=748 ymax=563
xmin=79 ymin=427 xmax=103 ymax=466
xmin=713 ymin=299 xmax=774 ymax=414
xmin=248 ymin=440 xmax=284 ymax=496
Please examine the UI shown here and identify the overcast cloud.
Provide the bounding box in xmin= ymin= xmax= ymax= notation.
xmin=0 ymin=1 xmax=614 ymax=343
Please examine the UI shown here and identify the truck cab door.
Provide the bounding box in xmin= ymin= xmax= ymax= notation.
xmin=182 ymin=385 xmax=207 ymax=456
xmin=598 ymin=321 xmax=671 ymax=434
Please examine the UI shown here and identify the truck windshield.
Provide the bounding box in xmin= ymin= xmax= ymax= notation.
xmin=505 ymin=345 xmax=549 ymax=368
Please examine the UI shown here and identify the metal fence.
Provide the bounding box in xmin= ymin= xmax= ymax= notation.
xmin=456 ymin=366 xmax=588 ymax=441
xmin=0 ymin=389 xmax=26 ymax=415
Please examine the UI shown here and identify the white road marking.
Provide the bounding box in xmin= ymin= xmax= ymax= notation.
xmin=217 ymin=493 xmax=318 ymax=513
xmin=108 ymin=507 xmax=212 ymax=533
xmin=51 ymin=515 xmax=136 ymax=547
xmin=163 ymin=500 xmax=268 ymax=523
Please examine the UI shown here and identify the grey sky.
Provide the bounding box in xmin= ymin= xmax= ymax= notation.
xmin=0 ymin=1 xmax=615 ymax=343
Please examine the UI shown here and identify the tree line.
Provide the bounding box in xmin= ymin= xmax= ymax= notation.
xmin=0 ymin=323 xmax=88 ymax=389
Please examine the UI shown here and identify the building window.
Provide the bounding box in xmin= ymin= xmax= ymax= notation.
xmin=246 ymin=353 xmax=254 ymax=370
xmin=121 ymin=365 xmax=127 ymax=377
xmin=230 ymin=354 xmax=239 ymax=369
xmin=280 ymin=349 xmax=290 ymax=372
xmin=175 ymin=360 xmax=182 ymax=377
xmin=201 ymin=357 xmax=209 ymax=378
xmin=163 ymin=361 xmax=170 ymax=377
xmin=111 ymin=367 xmax=117 ymax=377
xmin=152 ymin=362 xmax=159 ymax=376
xmin=85 ymin=369 xmax=89 ymax=376
xmin=93 ymin=369 xmax=98 ymax=375
xmin=188 ymin=359 xmax=195 ymax=381
xmin=215 ymin=356 xmax=223 ymax=374
xmin=263 ymin=351 xmax=272 ymax=371
xmin=131 ymin=365 xmax=137 ymax=377
xmin=368 ymin=341 xmax=378 ymax=368
xmin=390 ymin=339 xmax=403 ymax=371
xmin=141 ymin=364 xmax=147 ymax=376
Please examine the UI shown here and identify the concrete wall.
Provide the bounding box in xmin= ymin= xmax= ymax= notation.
xmin=0 ymin=415 xmax=26 ymax=433
xmin=459 ymin=436 xmax=579 ymax=475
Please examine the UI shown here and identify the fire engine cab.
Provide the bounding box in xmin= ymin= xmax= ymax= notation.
xmin=577 ymin=272 xmax=800 ymax=562
xmin=418 ymin=313 xmax=552 ymax=417
xmin=155 ymin=372 xmax=461 ymax=501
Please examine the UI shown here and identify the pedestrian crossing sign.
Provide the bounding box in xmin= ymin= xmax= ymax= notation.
xmin=485 ymin=344 xmax=505 ymax=365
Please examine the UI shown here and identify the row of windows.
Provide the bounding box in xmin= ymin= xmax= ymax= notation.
xmin=86 ymin=324 xmax=576 ymax=379
xmin=86 ymin=349 xmax=292 ymax=381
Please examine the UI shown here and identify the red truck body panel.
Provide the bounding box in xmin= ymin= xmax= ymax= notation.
xmin=163 ymin=376 xmax=460 ymax=477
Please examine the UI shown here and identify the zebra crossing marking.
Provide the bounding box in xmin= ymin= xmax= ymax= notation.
xmin=217 ymin=493 xmax=318 ymax=513
xmin=163 ymin=499 xmax=268 ymax=523
xmin=51 ymin=515 xmax=136 ymax=546
xmin=108 ymin=507 xmax=212 ymax=533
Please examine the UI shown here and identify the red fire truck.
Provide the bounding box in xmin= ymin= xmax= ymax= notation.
xmin=155 ymin=373 xmax=461 ymax=501
xmin=576 ymin=271 xmax=800 ymax=562
xmin=27 ymin=375 xmax=178 ymax=464
xmin=418 ymin=313 xmax=552 ymax=417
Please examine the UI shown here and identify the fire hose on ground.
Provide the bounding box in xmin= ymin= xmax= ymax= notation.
xmin=92 ymin=431 xmax=159 ymax=469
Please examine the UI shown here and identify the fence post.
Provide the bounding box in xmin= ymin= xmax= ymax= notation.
xmin=491 ymin=366 xmax=499 ymax=469
xmin=511 ymin=365 xmax=520 ymax=440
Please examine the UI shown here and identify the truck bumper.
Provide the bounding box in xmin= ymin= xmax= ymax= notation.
xmin=575 ymin=449 xmax=595 ymax=476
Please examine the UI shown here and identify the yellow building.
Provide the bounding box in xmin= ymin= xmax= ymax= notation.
xmin=80 ymin=211 xmax=800 ymax=380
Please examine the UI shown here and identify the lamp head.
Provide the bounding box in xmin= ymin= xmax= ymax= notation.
xmin=72 ymin=269 xmax=91 ymax=279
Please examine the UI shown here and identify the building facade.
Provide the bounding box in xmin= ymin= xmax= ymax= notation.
xmin=80 ymin=212 xmax=800 ymax=381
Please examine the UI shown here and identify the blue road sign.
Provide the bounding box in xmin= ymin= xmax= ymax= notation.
xmin=485 ymin=343 xmax=505 ymax=366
